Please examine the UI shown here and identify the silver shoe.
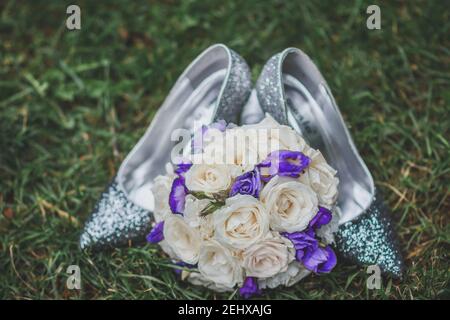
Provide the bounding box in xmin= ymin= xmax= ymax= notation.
xmin=252 ymin=48 xmax=404 ymax=278
xmin=80 ymin=44 xmax=252 ymax=250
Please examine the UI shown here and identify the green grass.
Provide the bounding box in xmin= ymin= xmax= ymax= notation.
xmin=0 ymin=0 xmax=449 ymax=300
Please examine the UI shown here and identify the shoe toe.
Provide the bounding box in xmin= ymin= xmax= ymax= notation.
xmin=335 ymin=194 xmax=404 ymax=278
xmin=80 ymin=178 xmax=151 ymax=251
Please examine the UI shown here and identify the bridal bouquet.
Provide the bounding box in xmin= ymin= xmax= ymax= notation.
xmin=146 ymin=115 xmax=339 ymax=297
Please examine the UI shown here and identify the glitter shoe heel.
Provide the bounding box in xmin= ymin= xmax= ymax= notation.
xmin=254 ymin=48 xmax=404 ymax=278
xmin=80 ymin=44 xmax=251 ymax=251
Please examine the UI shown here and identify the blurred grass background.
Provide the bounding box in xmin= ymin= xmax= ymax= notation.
xmin=0 ymin=0 xmax=449 ymax=299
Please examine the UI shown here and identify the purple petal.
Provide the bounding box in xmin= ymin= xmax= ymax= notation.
xmin=257 ymin=150 xmax=310 ymax=182
xmin=229 ymin=169 xmax=262 ymax=198
xmin=317 ymin=246 xmax=337 ymax=273
xmin=302 ymin=246 xmax=327 ymax=272
xmin=146 ymin=221 xmax=164 ymax=244
xmin=302 ymin=245 xmax=337 ymax=274
xmin=169 ymin=177 xmax=187 ymax=215
xmin=239 ymin=277 xmax=261 ymax=299
xmin=282 ymin=230 xmax=337 ymax=274
xmin=309 ymin=206 xmax=332 ymax=230
xmin=281 ymin=231 xmax=318 ymax=262
xmin=175 ymin=161 xmax=192 ymax=176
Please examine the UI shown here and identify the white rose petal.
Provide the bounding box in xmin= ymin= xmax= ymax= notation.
xmin=184 ymin=195 xmax=210 ymax=228
xmin=213 ymin=194 xmax=270 ymax=249
xmin=185 ymin=164 xmax=232 ymax=194
xmin=198 ymin=216 xmax=215 ymax=240
xmin=299 ymin=147 xmax=339 ymax=208
xmin=163 ymin=215 xmax=201 ymax=264
xmin=201 ymin=130 xmax=257 ymax=173
xmin=184 ymin=195 xmax=214 ymax=239
xmin=261 ymin=176 xmax=319 ymax=233
xmin=198 ymin=240 xmax=243 ymax=288
xmin=151 ymin=174 xmax=174 ymax=222
xmin=201 ymin=115 xmax=307 ymax=169
xmin=242 ymin=233 xmax=294 ymax=278
xmin=159 ymin=240 xmax=178 ymax=259
xmin=243 ymin=114 xmax=307 ymax=161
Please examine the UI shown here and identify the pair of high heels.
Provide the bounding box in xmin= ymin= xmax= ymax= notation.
xmin=80 ymin=44 xmax=404 ymax=278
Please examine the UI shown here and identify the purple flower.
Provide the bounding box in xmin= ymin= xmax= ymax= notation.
xmin=146 ymin=221 xmax=164 ymax=244
xmin=281 ymin=231 xmax=318 ymax=261
xmin=229 ymin=169 xmax=262 ymax=198
xmin=175 ymin=160 xmax=192 ymax=176
xmin=173 ymin=261 xmax=197 ymax=275
xmin=309 ymin=206 xmax=332 ymax=230
xmin=169 ymin=176 xmax=188 ymax=214
xmin=239 ymin=277 xmax=261 ymax=299
xmin=302 ymin=245 xmax=337 ymax=274
xmin=257 ymin=150 xmax=310 ymax=182
xmin=282 ymin=231 xmax=337 ymax=273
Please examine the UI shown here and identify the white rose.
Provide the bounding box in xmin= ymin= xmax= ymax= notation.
xmin=163 ymin=215 xmax=201 ymax=264
xmin=159 ymin=240 xmax=178 ymax=259
xmin=261 ymin=176 xmax=318 ymax=232
xmin=243 ymin=114 xmax=307 ymax=161
xmin=184 ymin=195 xmax=214 ymax=239
xmin=201 ymin=129 xmax=256 ymax=174
xmin=184 ymin=195 xmax=210 ymax=228
xmin=258 ymin=261 xmax=311 ymax=289
xmin=151 ymin=174 xmax=174 ymax=222
xmin=213 ymin=194 xmax=270 ymax=249
xmin=185 ymin=164 xmax=232 ymax=194
xmin=242 ymin=233 xmax=294 ymax=278
xmin=198 ymin=240 xmax=243 ymax=288
xmin=299 ymin=147 xmax=339 ymax=207
xmin=199 ymin=216 xmax=215 ymax=240
xmin=200 ymin=115 xmax=307 ymax=170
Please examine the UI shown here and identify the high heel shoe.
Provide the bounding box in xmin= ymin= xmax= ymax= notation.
xmin=253 ymin=48 xmax=404 ymax=278
xmin=80 ymin=44 xmax=252 ymax=251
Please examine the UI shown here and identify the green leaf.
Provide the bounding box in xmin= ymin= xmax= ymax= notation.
xmin=189 ymin=191 xmax=213 ymax=200
xmin=199 ymin=201 xmax=225 ymax=217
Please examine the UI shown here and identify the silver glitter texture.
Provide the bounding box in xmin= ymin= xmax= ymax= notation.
xmin=256 ymin=51 xmax=290 ymax=125
xmin=335 ymin=191 xmax=404 ymax=278
xmin=214 ymin=49 xmax=252 ymax=124
xmin=80 ymin=178 xmax=151 ymax=250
